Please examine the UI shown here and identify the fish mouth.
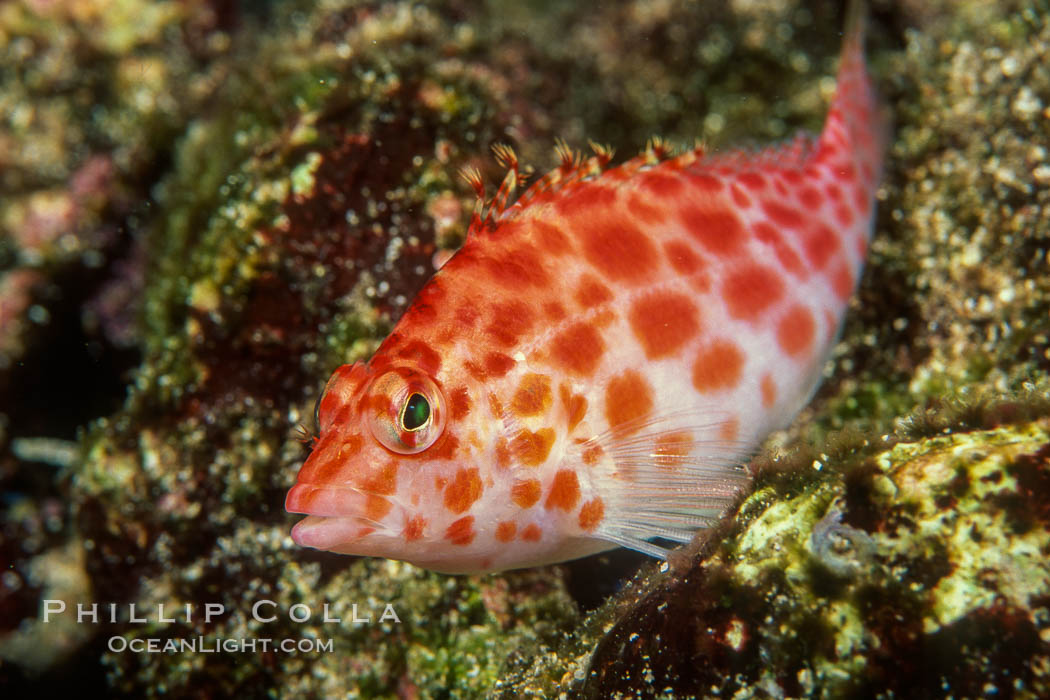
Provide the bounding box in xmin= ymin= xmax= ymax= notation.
xmin=290 ymin=515 xmax=377 ymax=551
xmin=286 ymin=483 xmax=392 ymax=552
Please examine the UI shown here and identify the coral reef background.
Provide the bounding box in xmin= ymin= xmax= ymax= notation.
xmin=1 ymin=0 xmax=1048 ymax=697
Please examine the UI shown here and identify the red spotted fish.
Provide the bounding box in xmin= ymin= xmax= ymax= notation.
xmin=286 ymin=11 xmax=884 ymax=573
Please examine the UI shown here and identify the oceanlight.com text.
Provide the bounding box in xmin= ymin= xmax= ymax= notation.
xmin=107 ymin=636 xmax=335 ymax=654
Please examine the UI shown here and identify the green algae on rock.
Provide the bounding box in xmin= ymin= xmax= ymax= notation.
xmin=488 ymin=418 xmax=1050 ymax=698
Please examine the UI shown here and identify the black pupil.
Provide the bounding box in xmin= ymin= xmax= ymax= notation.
xmin=402 ymin=393 xmax=430 ymax=431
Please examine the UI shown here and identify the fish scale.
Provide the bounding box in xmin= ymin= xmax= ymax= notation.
xmin=286 ymin=10 xmax=884 ymax=573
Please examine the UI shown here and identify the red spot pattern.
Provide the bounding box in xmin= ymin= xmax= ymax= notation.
xmin=483 ymin=352 xmax=516 ymax=377
xmin=738 ymin=172 xmax=766 ymax=190
xmin=578 ymin=498 xmax=604 ymax=531
xmin=730 ymin=184 xmax=751 ymax=208
xmin=483 ymin=249 xmax=550 ymax=288
xmin=830 ymin=259 xmax=855 ymax=301
xmin=544 ymin=301 xmax=567 ymax=321
xmin=534 ymin=220 xmax=571 ymax=255
xmin=575 ymin=274 xmax=615 ymax=308
xmin=776 ymin=304 xmax=816 ymax=357
xmin=511 ymin=479 xmax=541 ymax=509
xmin=560 ymin=385 xmax=588 ymax=432
xmin=449 ymin=387 xmax=471 ymax=420
xmin=803 ymin=224 xmax=840 ymax=270
xmin=640 ymin=170 xmax=686 ymax=197
xmin=365 ymin=494 xmax=392 ymax=521
xmin=545 ymin=469 xmax=581 ymax=512
xmin=520 ymin=523 xmax=542 ymax=542
xmin=550 ymin=322 xmax=605 ymax=375
xmin=512 ymin=428 xmax=556 ymax=466
xmin=760 ymin=373 xmax=777 ymax=408
xmin=578 ymin=216 xmax=659 ymax=284
xmin=404 ymin=514 xmax=426 ymax=541
xmin=560 ymin=182 xmax=617 ymax=214
xmin=359 ymin=461 xmax=398 ymax=496
xmin=722 ymin=263 xmax=785 ymax=320
xmin=455 ymin=305 xmax=480 ymax=328
xmin=799 ymin=186 xmax=823 ymax=209
xmin=395 ymin=339 xmax=442 ymax=376
xmin=834 ymin=204 xmax=854 ymax=228
xmin=662 ymin=239 xmax=706 ymax=278
xmin=444 ymin=516 xmax=475 ymax=546
xmin=826 ymin=182 xmax=843 ymax=203
xmin=444 ymin=467 xmax=483 ymax=514
xmin=495 ymin=437 xmax=511 ymax=470
xmin=582 ymin=443 xmax=603 ymax=465
xmin=692 ymin=340 xmax=745 ymax=392
xmin=486 ymin=301 xmax=534 ymax=347
xmin=604 ymin=370 xmax=654 ymax=434
xmin=510 ymin=373 xmax=553 ymax=417
xmin=495 ymin=521 xmax=517 ymax=542
xmin=681 ymin=206 xmax=748 ymax=256
xmin=762 ymin=200 xmax=806 ymax=230
xmin=753 ymin=221 xmax=806 ymax=278
xmin=628 ymin=291 xmax=702 ymax=359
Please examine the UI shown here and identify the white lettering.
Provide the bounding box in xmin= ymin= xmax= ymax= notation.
xmin=204 ymin=603 xmax=225 ymax=623
xmin=158 ymin=604 xmax=175 ymax=624
xmin=379 ymin=604 xmax=401 ymax=624
xmin=352 ymin=604 xmax=371 ymax=623
xmin=42 ymin=600 xmax=65 ymax=622
xmin=252 ymin=600 xmax=277 ymax=623
xmin=289 ymin=603 xmax=310 ymax=623
xmin=77 ymin=603 xmax=98 ymax=623
xmin=322 ymin=603 xmax=341 ymax=623
xmin=128 ymin=604 xmax=146 ymax=623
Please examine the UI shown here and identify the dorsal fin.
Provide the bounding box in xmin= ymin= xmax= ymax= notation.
xmin=458 ymin=165 xmax=486 ymax=239
xmin=462 ymin=136 xmax=702 ymax=234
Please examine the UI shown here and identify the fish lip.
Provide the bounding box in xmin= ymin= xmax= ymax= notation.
xmin=290 ymin=515 xmax=375 ymax=550
xmin=286 ymin=482 xmax=384 ymax=517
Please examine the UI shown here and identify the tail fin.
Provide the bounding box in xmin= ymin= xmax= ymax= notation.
xmin=815 ymin=0 xmax=885 ymax=194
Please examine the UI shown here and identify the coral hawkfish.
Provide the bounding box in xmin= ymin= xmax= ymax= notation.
xmin=286 ymin=12 xmax=884 ymax=573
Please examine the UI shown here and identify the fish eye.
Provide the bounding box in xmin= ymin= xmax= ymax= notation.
xmin=400 ymin=393 xmax=431 ymax=431
xmin=365 ymin=369 xmax=446 ymax=454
